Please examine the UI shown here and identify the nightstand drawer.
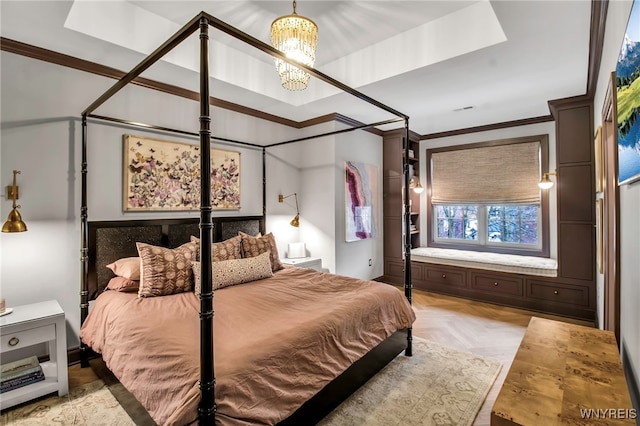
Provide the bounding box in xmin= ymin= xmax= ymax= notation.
xmin=1 ymin=324 xmax=55 ymax=352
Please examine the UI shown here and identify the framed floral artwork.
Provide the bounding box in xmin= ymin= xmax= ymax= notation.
xmin=123 ymin=134 xmax=240 ymax=211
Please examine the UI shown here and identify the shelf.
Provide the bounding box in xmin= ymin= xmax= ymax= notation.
xmin=0 ymin=379 xmax=59 ymax=407
xmin=410 ymin=230 xmax=419 ymax=235
xmin=410 ymin=212 xmax=419 ymax=216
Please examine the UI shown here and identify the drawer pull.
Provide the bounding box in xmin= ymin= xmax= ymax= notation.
xmin=554 ymin=290 xmax=559 ymax=295
xmin=494 ymin=282 xmax=499 ymax=286
xmin=8 ymin=337 xmax=20 ymax=347
xmin=442 ymin=274 xmax=446 ymax=278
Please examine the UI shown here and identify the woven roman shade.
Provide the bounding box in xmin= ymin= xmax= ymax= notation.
xmin=431 ymin=141 xmax=541 ymax=205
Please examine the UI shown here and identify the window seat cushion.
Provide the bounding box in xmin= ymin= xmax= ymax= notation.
xmin=410 ymin=247 xmax=557 ymax=278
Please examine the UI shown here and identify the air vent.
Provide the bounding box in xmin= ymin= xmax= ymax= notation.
xmin=453 ymin=106 xmax=474 ymax=112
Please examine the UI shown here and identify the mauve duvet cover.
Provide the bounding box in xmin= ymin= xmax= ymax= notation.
xmin=80 ymin=266 xmax=415 ymax=425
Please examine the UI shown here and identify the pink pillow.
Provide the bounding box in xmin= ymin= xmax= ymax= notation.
xmin=106 ymin=257 xmax=141 ymax=280
xmin=106 ymin=277 xmax=140 ymax=292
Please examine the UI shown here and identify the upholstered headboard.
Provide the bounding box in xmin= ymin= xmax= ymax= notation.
xmin=87 ymin=216 xmax=264 ymax=299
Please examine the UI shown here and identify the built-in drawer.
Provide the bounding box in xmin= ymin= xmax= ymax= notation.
xmin=527 ymin=281 xmax=590 ymax=306
xmin=1 ymin=324 xmax=55 ymax=352
xmin=423 ymin=265 xmax=466 ymax=288
xmin=471 ymin=273 xmax=523 ymax=297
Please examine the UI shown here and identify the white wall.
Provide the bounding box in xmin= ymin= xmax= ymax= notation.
xmin=334 ymin=128 xmax=384 ymax=279
xmin=0 ymin=51 xmax=299 ymax=347
xmin=0 ymin=49 xmax=389 ymax=349
xmin=298 ymin=128 xmax=337 ymax=273
xmin=279 ymin=122 xmax=385 ymax=280
xmin=417 ymin=122 xmax=558 ymax=259
xmin=593 ymin=0 xmax=639 ymax=403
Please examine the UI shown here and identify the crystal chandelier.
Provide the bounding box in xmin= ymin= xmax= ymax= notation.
xmin=270 ymin=0 xmax=318 ymax=91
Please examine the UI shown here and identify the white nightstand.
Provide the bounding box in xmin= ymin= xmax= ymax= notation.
xmin=281 ymin=257 xmax=323 ymax=272
xmin=0 ymin=300 xmax=68 ymax=410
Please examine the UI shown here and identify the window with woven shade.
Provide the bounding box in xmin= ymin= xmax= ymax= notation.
xmin=426 ymin=135 xmax=550 ymax=256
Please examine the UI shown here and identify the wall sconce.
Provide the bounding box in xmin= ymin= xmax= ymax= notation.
xmin=409 ymin=177 xmax=424 ymax=194
xmin=278 ymin=193 xmax=300 ymax=227
xmin=538 ymin=171 xmax=557 ymax=190
xmin=2 ymin=170 xmax=28 ymax=233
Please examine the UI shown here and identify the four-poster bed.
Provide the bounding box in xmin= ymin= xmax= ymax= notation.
xmin=78 ymin=11 xmax=415 ymax=425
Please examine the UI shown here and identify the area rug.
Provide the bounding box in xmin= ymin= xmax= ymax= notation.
xmin=1 ymin=338 xmax=500 ymax=426
xmin=1 ymin=380 xmax=134 ymax=426
xmin=318 ymin=337 xmax=502 ymax=426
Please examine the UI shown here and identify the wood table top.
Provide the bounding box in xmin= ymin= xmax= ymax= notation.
xmin=491 ymin=316 xmax=635 ymax=425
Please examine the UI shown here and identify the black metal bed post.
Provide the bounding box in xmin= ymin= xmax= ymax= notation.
xmin=403 ymin=118 xmax=413 ymax=357
xmin=262 ymin=147 xmax=267 ymax=234
xmin=197 ymin=17 xmax=216 ymax=425
xmin=79 ymin=113 xmax=90 ymax=368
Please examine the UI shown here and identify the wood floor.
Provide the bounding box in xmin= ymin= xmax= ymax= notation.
xmin=66 ymin=288 xmax=593 ymax=425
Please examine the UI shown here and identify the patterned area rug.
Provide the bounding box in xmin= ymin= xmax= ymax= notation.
xmin=319 ymin=337 xmax=502 ymax=426
xmin=1 ymin=380 xmax=134 ymax=426
xmin=1 ymin=338 xmax=500 ymax=426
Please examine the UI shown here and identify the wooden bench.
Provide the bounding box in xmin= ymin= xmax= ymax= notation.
xmin=492 ymin=317 xmax=635 ymax=425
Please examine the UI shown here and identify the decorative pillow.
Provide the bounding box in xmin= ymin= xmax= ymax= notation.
xmin=190 ymin=235 xmax=243 ymax=262
xmin=136 ymin=241 xmax=198 ymax=297
xmin=106 ymin=277 xmax=140 ymax=292
xmin=239 ymin=232 xmax=283 ymax=271
xmin=191 ymin=251 xmax=273 ymax=295
xmin=106 ymin=257 xmax=141 ymax=280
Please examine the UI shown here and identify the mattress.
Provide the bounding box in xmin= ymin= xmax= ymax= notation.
xmin=411 ymin=247 xmax=558 ymax=277
xmin=80 ymin=266 xmax=415 ymax=426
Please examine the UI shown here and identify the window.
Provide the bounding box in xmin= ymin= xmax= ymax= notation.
xmin=427 ymin=135 xmax=550 ymax=256
xmin=434 ymin=205 xmax=540 ymax=249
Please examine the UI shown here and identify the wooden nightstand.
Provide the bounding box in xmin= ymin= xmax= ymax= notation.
xmin=281 ymin=257 xmax=323 ymax=272
xmin=0 ymin=300 xmax=68 ymax=410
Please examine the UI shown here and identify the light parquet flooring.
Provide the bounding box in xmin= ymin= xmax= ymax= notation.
xmin=64 ymin=288 xmax=594 ymax=426
xmin=408 ymin=288 xmax=593 ymax=426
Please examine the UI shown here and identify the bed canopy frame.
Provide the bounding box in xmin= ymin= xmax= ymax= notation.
xmin=80 ymin=11 xmax=414 ymax=424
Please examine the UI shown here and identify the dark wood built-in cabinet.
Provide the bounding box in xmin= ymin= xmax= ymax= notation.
xmin=410 ymin=263 xmax=595 ymax=321
xmin=381 ymin=129 xmax=420 ymax=285
xmin=380 ymin=96 xmax=597 ymax=323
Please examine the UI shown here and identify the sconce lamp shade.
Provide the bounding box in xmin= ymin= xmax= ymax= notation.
xmin=279 ymin=192 xmax=300 ymax=227
xmin=409 ymin=176 xmax=424 ymax=194
xmin=2 ymin=208 xmax=27 ymax=233
xmin=413 ymin=180 xmax=424 ymax=194
xmin=538 ymin=172 xmax=556 ymax=190
xmin=2 ymin=170 xmax=27 ymax=233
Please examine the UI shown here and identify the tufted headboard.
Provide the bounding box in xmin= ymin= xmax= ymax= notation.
xmin=87 ymin=216 xmax=264 ymax=299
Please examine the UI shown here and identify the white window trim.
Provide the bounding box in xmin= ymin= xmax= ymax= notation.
xmin=432 ymin=205 xmax=542 ymax=251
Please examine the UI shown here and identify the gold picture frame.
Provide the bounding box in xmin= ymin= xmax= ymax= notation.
xmin=123 ymin=134 xmax=241 ymax=211
xmin=594 ymin=125 xmax=603 ymax=193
